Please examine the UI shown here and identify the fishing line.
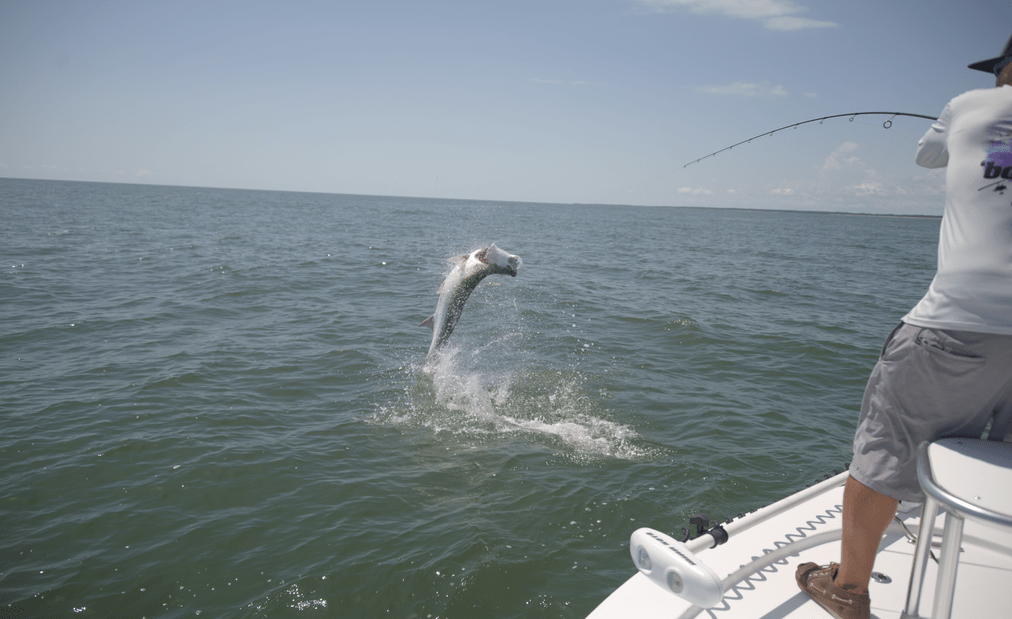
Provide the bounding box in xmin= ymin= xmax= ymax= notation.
xmin=683 ymin=112 xmax=937 ymax=168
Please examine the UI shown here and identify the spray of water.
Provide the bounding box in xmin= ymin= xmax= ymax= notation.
xmin=377 ymin=344 xmax=650 ymax=461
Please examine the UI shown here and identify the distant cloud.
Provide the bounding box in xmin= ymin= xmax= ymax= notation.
xmin=770 ymin=187 xmax=795 ymax=195
xmin=698 ymin=81 xmax=788 ymax=97
xmin=854 ymin=181 xmax=884 ymax=194
xmin=136 ymin=169 xmax=152 ymax=177
xmin=532 ymin=78 xmax=605 ymax=86
xmin=821 ymin=142 xmax=861 ymax=170
xmin=677 ymin=187 xmax=713 ymax=195
xmin=818 ymin=142 xmax=899 ymax=199
xmin=763 ymin=14 xmax=836 ymax=31
xmin=633 ymin=0 xmax=837 ymax=31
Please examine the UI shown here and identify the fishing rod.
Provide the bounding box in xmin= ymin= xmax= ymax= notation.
xmin=683 ymin=112 xmax=938 ymax=168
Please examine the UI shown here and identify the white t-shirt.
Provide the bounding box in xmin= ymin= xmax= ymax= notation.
xmin=902 ymin=85 xmax=1012 ymax=334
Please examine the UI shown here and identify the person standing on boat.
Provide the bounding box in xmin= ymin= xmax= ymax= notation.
xmin=797 ymin=35 xmax=1012 ymax=619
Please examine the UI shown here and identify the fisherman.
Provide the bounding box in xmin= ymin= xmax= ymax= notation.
xmin=796 ymin=35 xmax=1012 ymax=619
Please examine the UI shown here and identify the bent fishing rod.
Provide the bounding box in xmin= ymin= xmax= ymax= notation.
xmin=683 ymin=111 xmax=938 ymax=168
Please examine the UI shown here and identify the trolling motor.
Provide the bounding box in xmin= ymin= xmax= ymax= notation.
xmin=630 ymin=527 xmax=725 ymax=608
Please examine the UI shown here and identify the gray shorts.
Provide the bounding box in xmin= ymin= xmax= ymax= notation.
xmin=850 ymin=322 xmax=1012 ymax=502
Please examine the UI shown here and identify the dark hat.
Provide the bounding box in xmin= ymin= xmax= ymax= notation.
xmin=969 ymin=33 xmax=1012 ymax=75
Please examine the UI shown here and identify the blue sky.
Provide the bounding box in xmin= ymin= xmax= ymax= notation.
xmin=2 ymin=0 xmax=1008 ymax=214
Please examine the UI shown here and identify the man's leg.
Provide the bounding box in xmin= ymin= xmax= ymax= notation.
xmin=835 ymin=475 xmax=899 ymax=592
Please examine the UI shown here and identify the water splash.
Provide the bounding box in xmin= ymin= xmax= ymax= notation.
xmin=377 ymin=346 xmax=650 ymax=460
xmin=247 ymin=583 xmax=327 ymax=615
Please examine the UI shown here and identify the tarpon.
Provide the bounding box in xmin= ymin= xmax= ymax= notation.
xmin=420 ymin=244 xmax=522 ymax=358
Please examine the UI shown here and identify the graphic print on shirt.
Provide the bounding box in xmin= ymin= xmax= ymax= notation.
xmin=978 ymin=119 xmax=1012 ymax=200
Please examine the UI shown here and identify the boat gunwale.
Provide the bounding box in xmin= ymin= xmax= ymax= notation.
xmin=684 ymin=470 xmax=850 ymax=555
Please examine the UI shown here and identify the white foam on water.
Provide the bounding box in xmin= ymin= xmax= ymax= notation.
xmin=380 ymin=345 xmax=650 ymax=460
xmin=499 ymin=413 xmax=643 ymax=459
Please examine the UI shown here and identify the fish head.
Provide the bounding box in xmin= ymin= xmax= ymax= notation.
xmin=479 ymin=244 xmax=522 ymax=277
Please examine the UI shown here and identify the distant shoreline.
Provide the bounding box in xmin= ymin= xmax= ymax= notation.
xmin=0 ymin=176 xmax=943 ymax=219
xmin=569 ymin=202 xmax=943 ymax=219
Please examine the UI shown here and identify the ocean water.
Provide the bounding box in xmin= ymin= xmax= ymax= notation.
xmin=0 ymin=178 xmax=939 ymax=618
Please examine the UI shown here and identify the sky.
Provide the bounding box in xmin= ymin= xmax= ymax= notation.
xmin=2 ymin=0 xmax=1009 ymax=215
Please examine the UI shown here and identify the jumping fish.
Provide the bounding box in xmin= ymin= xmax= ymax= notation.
xmin=420 ymin=244 xmax=522 ymax=358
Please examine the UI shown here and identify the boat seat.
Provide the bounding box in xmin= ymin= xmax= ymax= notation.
xmin=903 ymin=438 xmax=1012 ymax=619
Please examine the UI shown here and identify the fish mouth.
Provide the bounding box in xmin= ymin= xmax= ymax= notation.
xmin=506 ymin=256 xmax=521 ymax=276
xmin=484 ymin=250 xmax=521 ymax=276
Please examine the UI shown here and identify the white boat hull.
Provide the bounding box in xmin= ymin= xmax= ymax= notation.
xmin=588 ymin=467 xmax=1012 ymax=618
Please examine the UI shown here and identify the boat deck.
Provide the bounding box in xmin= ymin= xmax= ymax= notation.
xmin=588 ymin=466 xmax=1012 ymax=618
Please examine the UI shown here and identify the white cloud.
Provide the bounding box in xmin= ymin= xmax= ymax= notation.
xmin=815 ymin=142 xmax=922 ymax=202
xmin=634 ymin=0 xmax=837 ymax=30
xmin=770 ymin=187 xmax=795 ymax=195
xmin=821 ymin=142 xmax=861 ymax=170
xmin=678 ymin=187 xmax=713 ymax=195
xmin=698 ymin=81 xmax=788 ymax=97
xmin=532 ymin=78 xmax=604 ymax=86
xmin=136 ymin=169 xmax=152 ymax=177
xmin=764 ymin=15 xmax=836 ymax=31
xmin=854 ymin=182 xmax=884 ymax=194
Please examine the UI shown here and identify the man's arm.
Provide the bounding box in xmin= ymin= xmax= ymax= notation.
xmin=915 ymin=103 xmax=951 ymax=169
